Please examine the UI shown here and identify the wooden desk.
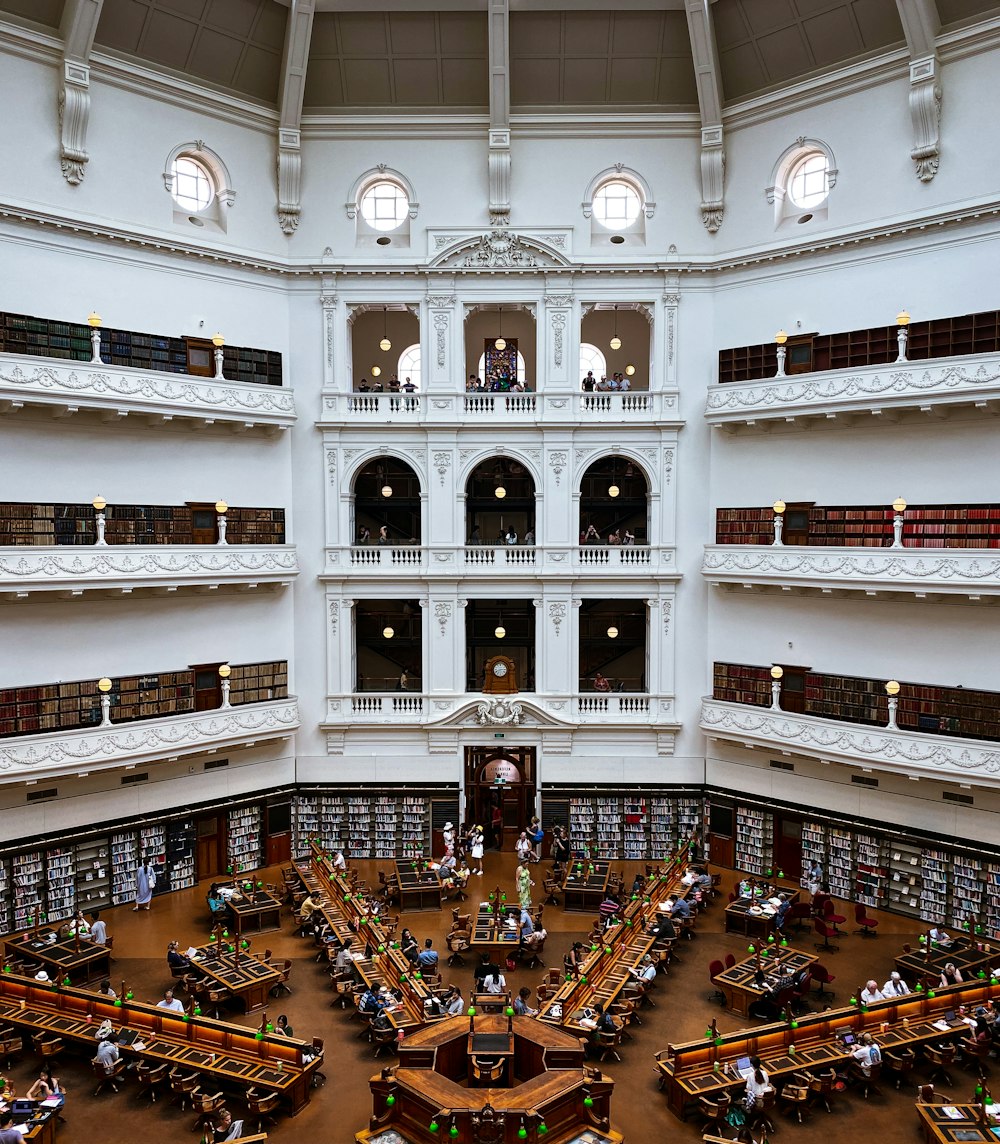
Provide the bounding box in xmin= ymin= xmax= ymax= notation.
xmin=714 ymin=947 xmax=816 ymax=1018
xmin=0 ymin=973 xmax=318 ymax=1115
xmin=4 ymin=929 xmax=111 ymax=985
xmin=468 ymin=901 xmax=522 ymax=956
xmin=0 ymin=1099 xmax=57 ymax=1144
xmin=562 ymin=858 xmax=612 ymax=912
xmin=896 ymin=941 xmax=999 ymax=985
xmin=227 ymin=890 xmax=283 ymax=936
xmin=190 ymin=943 xmax=281 ymax=1014
xmin=918 ymin=1101 xmax=1000 ymax=1144
xmin=657 ymin=978 xmax=996 ymax=1120
xmin=394 ymin=861 xmax=442 ymax=912
xmin=724 ymin=885 xmax=800 ymax=937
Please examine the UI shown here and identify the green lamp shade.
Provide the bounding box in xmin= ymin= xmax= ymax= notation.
xmin=385 ymin=1095 xmax=396 ymax=1107
xmin=583 ymin=1097 xmax=594 ymax=1108
xmin=429 ymin=1121 xmax=439 ymax=1133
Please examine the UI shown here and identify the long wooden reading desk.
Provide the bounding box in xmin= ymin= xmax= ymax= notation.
xmin=657 ymin=978 xmax=999 ymax=1120
xmin=226 ymin=888 xmax=283 ymax=937
xmin=0 ymin=972 xmax=320 ymax=1114
xmin=896 ymin=938 xmax=1000 ymax=986
xmin=724 ymin=881 xmax=800 ymax=938
xmin=918 ymin=1100 xmax=1000 ymax=1144
xmin=468 ymin=899 xmax=523 ymax=958
xmin=540 ymin=862 xmax=686 ymax=1032
xmin=295 ymin=844 xmax=436 ymax=1032
xmin=393 ymin=860 xmax=442 ymax=912
xmin=0 ymin=1097 xmax=58 ymax=1144
xmin=3 ymin=928 xmax=111 ymax=985
xmin=189 ymin=940 xmax=281 ymax=1014
xmin=561 ymin=858 xmax=613 ymax=912
xmin=714 ymin=945 xmax=816 ymax=1018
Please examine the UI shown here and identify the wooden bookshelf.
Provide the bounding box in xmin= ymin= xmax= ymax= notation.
xmin=718 ymin=308 xmax=1000 ymax=383
xmin=714 ymin=661 xmax=1000 ymax=743
xmin=716 ymin=503 xmax=1000 ymax=547
xmin=0 ymin=310 xmax=283 ymax=386
xmin=0 ymin=660 xmax=287 ymax=739
xmin=0 ymin=502 xmax=285 ymax=546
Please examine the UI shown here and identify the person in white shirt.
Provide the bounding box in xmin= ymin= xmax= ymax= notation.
xmin=332 ymin=850 xmax=347 ymax=872
xmin=882 ymin=971 xmax=910 ymax=997
xmin=88 ymin=911 xmax=108 ymax=945
xmin=860 ymin=980 xmax=885 ymax=1004
xmin=851 ymin=1033 xmax=881 ymax=1075
xmin=628 ymin=953 xmax=657 ymax=984
xmin=156 ymin=989 xmax=185 ymax=1013
xmin=743 ymin=1058 xmax=772 ymax=1110
xmin=442 ymin=822 xmax=456 ymax=855
xmin=482 ymin=969 xmax=506 ymax=995
xmin=929 ymin=925 xmax=954 ymax=948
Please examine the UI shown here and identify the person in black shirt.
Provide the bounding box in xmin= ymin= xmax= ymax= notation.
xmin=474 ymin=952 xmax=500 ymax=989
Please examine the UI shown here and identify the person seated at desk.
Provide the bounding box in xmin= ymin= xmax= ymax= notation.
xmin=482 ymin=967 xmax=507 ymax=995
xmin=514 ymin=986 xmax=538 ymax=1016
xmin=399 ymin=928 xmax=419 ymax=966
xmin=930 ymin=925 xmax=955 ymax=949
xmin=86 ymin=911 xmax=107 ymax=945
xmin=522 ymin=923 xmax=547 ymax=955
xmin=631 ymin=872 xmax=646 ymax=896
xmin=96 ymin=978 xmax=116 ymax=999
xmin=743 ymin=1057 xmax=772 ymax=1111
xmin=599 ymin=892 xmax=622 ymax=927
xmin=333 ymin=937 xmax=358 ymax=978
xmin=681 ymin=866 xmax=712 ymax=892
xmin=851 ymin=1032 xmax=881 ymax=1075
xmin=940 ymin=961 xmax=964 ymax=987
xmin=665 ymin=894 xmax=691 ymax=920
xmin=628 ymin=953 xmax=657 ymax=985
xmin=882 ymin=970 xmax=910 ymax=997
xmin=860 ymin=979 xmax=885 ymax=1004
xmin=442 ymin=985 xmax=464 ymax=1016
xmin=332 ymin=850 xmax=347 ymax=872
xmin=359 ymin=981 xmax=387 ymax=1018
xmin=0 ymin=1111 xmax=25 ymax=1144
xmin=648 ymin=914 xmax=677 ymax=945
xmin=212 ymin=1109 xmax=245 ymax=1143
xmin=747 ymin=970 xmax=785 ymax=1022
xmin=166 ymin=940 xmax=191 ymax=971
xmin=563 ymin=942 xmax=586 ymax=976
xmin=273 ymin=1014 xmax=293 ymax=1038
xmin=206 ymin=884 xmax=231 ymax=921
xmin=416 ymin=938 xmax=439 ymax=974
xmin=156 ymin=989 xmax=185 ymax=1013
xmin=26 ymin=1067 xmax=65 ymax=1115
xmin=93 ymin=1033 xmax=120 ymax=1076
xmin=517 ymin=908 xmax=534 ymax=942
xmin=475 ymin=953 xmax=501 ymax=990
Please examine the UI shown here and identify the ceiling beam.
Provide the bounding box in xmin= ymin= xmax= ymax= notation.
xmin=58 ymin=0 xmax=103 ymax=186
xmin=277 ymin=0 xmax=316 ymax=234
xmin=895 ymin=0 xmax=943 ymax=182
xmin=684 ymin=0 xmax=725 ymax=232
xmin=488 ymin=0 xmax=511 ymax=226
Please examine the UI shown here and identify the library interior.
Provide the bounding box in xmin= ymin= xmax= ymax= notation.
xmin=1 ymin=1 xmax=1000 ymax=1142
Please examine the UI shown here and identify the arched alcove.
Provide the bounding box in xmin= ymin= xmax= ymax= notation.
xmin=354 ymin=458 xmax=422 ymax=544
xmin=465 ymin=456 xmax=536 ymax=545
xmin=579 ymin=457 xmax=648 ymax=544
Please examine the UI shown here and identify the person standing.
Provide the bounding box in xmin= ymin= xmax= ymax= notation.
xmin=133 ymin=858 xmax=155 ymax=911
xmin=491 ymin=803 xmax=503 ymax=851
xmin=470 ymin=826 xmax=485 ymax=876
xmin=516 ymin=861 xmax=534 ymax=911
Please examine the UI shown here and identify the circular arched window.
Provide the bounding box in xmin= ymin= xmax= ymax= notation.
xmin=580 ymin=343 xmax=607 ymax=381
xmin=787 ymin=153 xmax=830 ymax=209
xmin=592 ymin=180 xmax=642 ymax=229
xmin=397 ymin=344 xmax=421 ymax=390
xmin=170 ymin=156 xmax=215 ymax=212
xmin=359 ymin=181 xmax=409 ymax=232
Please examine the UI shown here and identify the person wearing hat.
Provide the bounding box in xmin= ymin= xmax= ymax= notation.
xmin=470 ymin=826 xmax=485 ymax=875
xmin=882 ymin=970 xmax=910 ymax=996
xmin=442 ymin=822 xmax=455 ymax=855
xmin=628 ymin=954 xmax=657 ymax=985
xmin=34 ymin=970 xmax=50 ymax=983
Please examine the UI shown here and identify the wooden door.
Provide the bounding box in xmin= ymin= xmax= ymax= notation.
xmin=774 ymin=814 xmax=802 ymax=879
xmin=782 ymin=502 xmax=814 ymax=546
xmin=185 ymin=337 xmax=214 ymax=377
xmin=776 ymin=664 xmax=809 ymax=714
xmin=707 ymin=801 xmax=735 ymax=869
xmin=191 ymin=664 xmax=223 ymax=711
xmin=188 ymin=503 xmax=219 ymax=545
xmin=196 ymin=813 xmax=224 ymax=879
xmin=786 ymin=334 xmax=815 ymax=375
xmin=265 ymin=802 xmax=291 ymax=865
xmin=464 ymin=746 xmax=535 ymax=851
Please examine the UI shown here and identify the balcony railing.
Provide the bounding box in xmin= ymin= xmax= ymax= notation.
xmin=0 ymin=353 xmax=296 ymax=432
xmin=700 ymin=696 xmax=1000 ymax=787
xmin=704 ymin=352 xmax=1000 ymax=431
xmin=321 ymin=390 xmax=681 ymax=426
xmin=331 ymin=692 xmax=673 ymax=726
xmin=324 ymin=545 xmax=677 ymax=577
xmin=702 ymin=543 xmax=1000 ymax=599
xmin=0 ymin=544 xmax=299 ymax=599
xmin=0 ymin=697 xmax=299 ymax=782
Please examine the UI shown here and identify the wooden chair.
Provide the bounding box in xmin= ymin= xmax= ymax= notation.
xmin=747 ymin=1088 xmax=777 ymax=1135
xmin=916 ymin=1083 xmax=946 ymax=1104
xmin=697 ymin=1091 xmax=731 ymax=1135
xmin=371 ymin=1024 xmax=398 ymax=1058
xmin=779 ymin=1077 xmax=811 ymax=1122
xmin=0 ymin=1028 xmax=23 ymax=1071
xmin=806 ymin=1068 xmax=838 ymax=1112
xmin=169 ymin=963 xmax=190 ymax=990
xmin=36 ymin=1034 xmax=65 ymax=1065
xmin=191 ymin=1088 xmax=227 ymax=1134
xmin=883 ymin=1047 xmax=915 ymax=1089
xmin=519 ymin=934 xmax=547 ymax=970
xmin=543 ymin=876 xmax=562 ymax=906
xmin=591 ymin=1028 xmax=623 ymax=1062
xmin=270 ymin=959 xmax=292 ymax=996
xmin=608 ymin=999 xmax=636 ymax=1041
xmin=169 ymin=1067 xmax=200 ymax=1111
xmin=246 ymin=1088 xmax=281 ymax=1133
xmin=134 ymin=1061 xmax=170 ymax=1103
xmin=255 ymin=948 xmax=273 ymax=965
xmin=451 ymin=908 xmax=471 ymax=928
xmin=958 ymin=1037 xmax=992 ymax=1074
xmin=193 ymin=984 xmax=227 ymax=1020
xmin=850 ymin=1060 xmax=882 ymax=1099
xmin=446 ymin=926 xmax=471 ymax=967
xmin=924 ymin=1043 xmax=956 ymax=1087
xmin=91 ymin=1057 xmax=126 ymax=1096
xmin=470 ymin=1057 xmax=506 ymax=1085
xmin=310 ymin=1037 xmax=327 ymax=1086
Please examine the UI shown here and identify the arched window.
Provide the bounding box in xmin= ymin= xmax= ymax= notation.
xmin=359 ymin=181 xmax=409 ymax=232
xmin=162 ymin=142 xmax=235 ymax=233
xmin=579 ymin=343 xmax=607 ymax=382
xmin=592 ymin=180 xmax=642 ymax=229
xmin=346 ymin=167 xmax=418 ymax=249
xmin=787 ymin=152 xmax=831 ymax=209
xmin=397 ymin=344 xmax=421 ymax=391
xmin=767 ymin=139 xmax=837 ymax=227
xmin=170 ymin=156 xmax=214 ymax=212
xmin=582 ymin=166 xmax=654 ymax=248
xmin=477 ymin=351 xmax=526 ymax=385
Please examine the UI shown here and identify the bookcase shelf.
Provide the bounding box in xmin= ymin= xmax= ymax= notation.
xmin=228 ymin=806 xmax=263 ymax=874
xmin=111 ymin=832 xmax=138 ymax=907
xmin=13 ymin=852 xmax=44 ymax=931
xmin=854 ymin=832 xmax=888 ymax=908
xmin=0 ymin=861 xmax=9 ymax=934
xmin=735 ymin=806 xmax=772 ymax=877
xmin=0 ymin=659 xmax=287 ymax=739
xmin=951 ymin=856 xmax=983 ymax=932
xmin=75 ymin=837 xmax=110 ymax=912
xmin=45 ymin=847 xmax=75 ymax=923
xmin=888 ymin=842 xmax=923 ymax=918
xmin=0 ymin=310 xmax=283 ymax=386
xmin=292 ymin=793 xmax=431 ymax=860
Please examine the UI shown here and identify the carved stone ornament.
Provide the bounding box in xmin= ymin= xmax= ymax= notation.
xmin=434 ymin=312 xmax=449 ymax=368
xmin=664 ymin=448 xmax=675 ymax=485
xmin=435 ymin=601 xmax=452 ymax=636
xmin=476 ymin=698 xmax=523 ymax=726
xmin=909 ymin=56 xmax=942 ymax=183
xmin=328 ymin=600 xmax=339 ymax=635
xmin=59 ymin=60 xmax=91 ymax=186
xmin=551 ymin=311 xmax=566 ymax=368
xmin=462 ymin=229 xmax=537 ymax=269
xmin=548 ymin=601 xmax=567 ymax=633
xmin=326 ymin=448 xmax=337 ymax=483
xmin=432 ymin=451 xmax=452 ymax=486
xmin=548 ymin=451 xmax=567 ymax=485
xmin=276 ymin=133 xmax=302 ymax=234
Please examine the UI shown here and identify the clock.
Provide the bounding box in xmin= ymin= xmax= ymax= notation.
xmin=483 ymin=655 xmax=517 ymax=694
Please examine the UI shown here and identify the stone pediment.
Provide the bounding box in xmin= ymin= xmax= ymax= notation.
xmin=427 ymin=696 xmax=576 ymax=729
xmin=429 ymin=229 xmax=571 ymax=270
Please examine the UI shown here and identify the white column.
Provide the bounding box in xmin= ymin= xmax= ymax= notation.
xmin=326 ymin=595 xmax=353 ymax=696
xmin=654 ymin=286 xmax=680 ymax=390
xmin=423 ymin=286 xmax=459 ymax=392
xmin=538 ymin=590 xmax=572 ymax=695
xmin=426 ymin=591 xmax=463 ymax=694
xmin=542 ymin=441 xmax=573 ymax=545
xmin=541 ymin=288 xmax=575 ymax=392
xmin=320 ymin=286 xmax=346 ymax=391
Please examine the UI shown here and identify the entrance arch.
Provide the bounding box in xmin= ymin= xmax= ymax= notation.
xmin=464 ymin=745 xmax=536 ymax=852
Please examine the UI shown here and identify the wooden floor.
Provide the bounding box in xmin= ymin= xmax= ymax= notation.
xmin=0 ymin=850 xmax=951 ymax=1143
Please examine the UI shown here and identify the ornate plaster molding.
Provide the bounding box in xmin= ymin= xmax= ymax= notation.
xmin=703 ymin=545 xmax=1000 ymax=597
xmin=699 ymin=126 xmax=725 ymax=233
xmin=59 ymin=59 xmax=91 ymax=185
xmin=0 ymin=357 xmax=295 ymax=429
xmin=277 ymin=129 xmax=302 ymax=234
xmin=701 ymin=698 xmax=1000 ymax=786
xmin=0 ymin=545 xmax=298 ymax=596
xmin=705 ymin=356 xmax=1000 ymax=426
xmin=0 ymin=699 xmax=299 ymax=780
xmin=909 ymin=56 xmax=943 ymax=182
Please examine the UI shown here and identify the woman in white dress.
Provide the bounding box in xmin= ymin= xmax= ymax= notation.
xmin=470 ymin=826 xmax=485 ymax=875
xmin=133 ymin=859 xmax=156 ymax=911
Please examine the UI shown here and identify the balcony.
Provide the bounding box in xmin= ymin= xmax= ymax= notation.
xmin=0 ymin=697 xmax=299 ymax=782
xmin=700 ymin=696 xmax=1000 ymax=788
xmin=319 ymin=390 xmax=682 ymax=427
xmin=704 ymin=352 xmax=1000 ymax=432
xmin=0 ymin=353 xmax=296 ymax=432
xmin=323 ymin=545 xmax=678 ymax=578
xmin=702 ymin=544 xmax=1000 ymax=601
xmin=0 ymin=544 xmax=299 ymax=600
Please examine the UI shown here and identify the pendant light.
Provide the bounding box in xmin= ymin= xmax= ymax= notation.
xmin=379 ymin=307 xmax=391 ymax=353
xmin=609 ymin=305 xmax=622 ymax=352
xmin=371 ymin=365 xmax=381 ymax=377
xmin=608 ymin=457 xmax=620 ymax=499
xmin=494 ymin=459 xmax=506 ymax=499
xmin=378 ymin=465 xmax=392 ymax=498
xmin=495 ymin=306 xmax=506 ymax=351
xmin=607 ymin=624 xmax=619 ymax=639
xmin=494 ymin=608 xmax=506 ymax=640
xmin=382 ymin=625 xmax=395 ymax=639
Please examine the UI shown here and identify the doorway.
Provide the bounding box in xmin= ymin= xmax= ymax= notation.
xmin=188 ymin=503 xmax=220 ymax=545
xmin=191 ymin=663 xmax=223 ymax=711
xmin=774 ymin=813 xmax=802 ymax=879
xmin=464 ymin=746 xmax=536 ymax=852
xmin=195 ymin=812 xmax=224 ymax=879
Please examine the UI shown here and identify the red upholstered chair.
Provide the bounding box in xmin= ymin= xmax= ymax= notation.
xmin=811 ymin=962 xmax=836 ymax=1000
xmin=854 ymin=903 xmax=879 ymax=937
xmin=813 ymin=917 xmax=840 ymax=953
xmin=724 ymin=953 xmax=737 ymax=969
xmin=787 ymin=901 xmax=814 ymax=934
xmin=708 ymin=959 xmax=727 ymax=1006
xmin=822 ymin=898 xmax=847 ymax=936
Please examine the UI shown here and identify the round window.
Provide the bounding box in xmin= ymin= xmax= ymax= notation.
xmin=170 ymin=156 xmax=215 ymax=212
xmin=359 ymin=181 xmax=409 ymax=232
xmin=592 ymin=180 xmax=642 ymax=229
xmin=787 ymin=153 xmax=830 ymax=209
